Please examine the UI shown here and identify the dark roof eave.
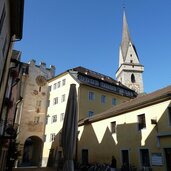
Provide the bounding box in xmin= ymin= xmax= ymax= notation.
xmin=10 ymin=0 xmax=24 ymax=40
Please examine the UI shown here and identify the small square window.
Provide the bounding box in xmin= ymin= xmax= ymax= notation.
xmin=88 ymin=111 xmax=94 ymax=117
xmin=52 ymin=115 xmax=57 ymax=123
xmin=50 ymin=133 xmax=55 ymax=142
xmin=34 ymin=116 xmax=40 ymax=124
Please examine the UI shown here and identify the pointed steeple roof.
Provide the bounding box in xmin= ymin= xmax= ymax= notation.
xmin=121 ymin=11 xmax=131 ymax=61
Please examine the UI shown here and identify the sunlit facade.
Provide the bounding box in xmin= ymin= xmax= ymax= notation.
xmin=78 ymin=85 xmax=171 ymax=171
xmin=42 ymin=66 xmax=136 ymax=167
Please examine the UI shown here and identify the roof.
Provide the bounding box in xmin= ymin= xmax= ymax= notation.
xmin=70 ymin=66 xmax=137 ymax=97
xmin=121 ymin=11 xmax=131 ymax=61
xmin=121 ymin=12 xmax=139 ymax=62
xmin=79 ymin=85 xmax=171 ymax=125
xmin=48 ymin=66 xmax=137 ymax=97
xmin=10 ymin=0 xmax=24 ymax=40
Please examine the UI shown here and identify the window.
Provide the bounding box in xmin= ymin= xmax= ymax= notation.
xmin=53 ymin=97 xmax=58 ymax=105
xmin=53 ymin=83 xmax=57 ymax=90
xmin=121 ymin=150 xmax=129 ymax=167
xmin=45 ymin=116 xmax=49 ymax=124
xmin=88 ymin=111 xmax=94 ymax=117
xmin=138 ymin=114 xmax=146 ymax=130
xmin=52 ymin=115 xmax=57 ymax=123
xmin=140 ymin=149 xmax=150 ymax=167
xmin=50 ymin=133 xmax=55 ymax=142
xmin=61 ymin=94 xmax=65 ymax=102
xmin=88 ymin=92 xmax=95 ymax=101
xmin=60 ymin=113 xmax=64 ymax=122
xmin=57 ymin=81 xmax=61 ymax=88
xmin=62 ymin=79 xmax=66 ymax=86
xmin=111 ymin=121 xmax=116 ymax=133
xmin=34 ymin=116 xmax=40 ymax=124
xmin=48 ymin=86 xmax=52 ymax=92
xmin=112 ymin=98 xmax=117 ymax=106
xmin=131 ymin=74 xmax=136 ymax=83
xmin=168 ymin=107 xmax=171 ymax=126
xmin=44 ymin=135 xmax=46 ymax=142
xmin=0 ymin=5 xmax=6 ymax=34
xmin=101 ymin=95 xmax=106 ymax=104
xmin=47 ymin=100 xmax=50 ymax=107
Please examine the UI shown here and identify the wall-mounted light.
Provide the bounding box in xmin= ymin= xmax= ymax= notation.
xmin=151 ymin=119 xmax=157 ymax=125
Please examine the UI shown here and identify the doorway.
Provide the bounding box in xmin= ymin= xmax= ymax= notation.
xmin=22 ymin=136 xmax=43 ymax=166
xmin=165 ymin=148 xmax=171 ymax=171
xmin=82 ymin=149 xmax=88 ymax=165
xmin=121 ymin=150 xmax=129 ymax=168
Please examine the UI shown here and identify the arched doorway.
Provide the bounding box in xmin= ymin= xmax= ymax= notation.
xmin=22 ymin=136 xmax=43 ymax=166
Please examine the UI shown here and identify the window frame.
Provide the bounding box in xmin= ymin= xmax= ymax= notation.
xmin=61 ymin=94 xmax=65 ymax=102
xmin=53 ymin=97 xmax=58 ymax=105
xmin=111 ymin=121 xmax=116 ymax=134
xmin=52 ymin=115 xmax=57 ymax=123
xmin=137 ymin=114 xmax=146 ymax=130
xmin=50 ymin=133 xmax=55 ymax=142
xmin=101 ymin=95 xmax=106 ymax=104
xmin=88 ymin=91 xmax=95 ymax=101
xmin=112 ymin=98 xmax=117 ymax=106
xmin=60 ymin=113 xmax=64 ymax=122
xmin=62 ymin=79 xmax=66 ymax=86
xmin=88 ymin=111 xmax=94 ymax=117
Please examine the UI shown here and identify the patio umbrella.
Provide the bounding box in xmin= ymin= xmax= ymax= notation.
xmin=61 ymin=84 xmax=78 ymax=171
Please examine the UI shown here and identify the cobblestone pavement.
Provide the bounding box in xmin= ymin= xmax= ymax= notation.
xmin=13 ymin=167 xmax=56 ymax=171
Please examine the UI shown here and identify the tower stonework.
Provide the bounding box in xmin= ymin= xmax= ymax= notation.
xmin=17 ymin=60 xmax=55 ymax=166
xmin=116 ymin=12 xmax=144 ymax=94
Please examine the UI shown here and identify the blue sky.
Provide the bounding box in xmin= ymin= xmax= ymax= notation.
xmin=14 ymin=0 xmax=171 ymax=93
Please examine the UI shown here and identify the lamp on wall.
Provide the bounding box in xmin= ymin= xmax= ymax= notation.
xmin=151 ymin=119 xmax=157 ymax=125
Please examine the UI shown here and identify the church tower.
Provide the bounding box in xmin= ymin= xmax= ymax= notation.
xmin=116 ymin=12 xmax=144 ymax=94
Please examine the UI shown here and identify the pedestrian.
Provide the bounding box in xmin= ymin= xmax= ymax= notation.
xmin=110 ymin=155 xmax=117 ymax=171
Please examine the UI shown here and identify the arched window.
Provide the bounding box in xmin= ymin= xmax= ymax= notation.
xmin=131 ymin=74 xmax=136 ymax=83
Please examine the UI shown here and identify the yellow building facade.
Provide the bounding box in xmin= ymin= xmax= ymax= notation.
xmin=42 ymin=66 xmax=136 ymax=167
xmin=78 ymin=85 xmax=171 ymax=171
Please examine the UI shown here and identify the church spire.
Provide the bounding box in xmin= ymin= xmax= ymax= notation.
xmin=116 ymin=11 xmax=144 ymax=94
xmin=121 ymin=11 xmax=131 ymax=63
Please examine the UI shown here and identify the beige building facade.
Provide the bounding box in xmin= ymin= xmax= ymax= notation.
xmin=16 ymin=60 xmax=55 ymax=166
xmin=42 ymin=66 xmax=136 ymax=167
xmin=77 ymin=85 xmax=171 ymax=171
xmin=0 ymin=1 xmax=24 ymax=170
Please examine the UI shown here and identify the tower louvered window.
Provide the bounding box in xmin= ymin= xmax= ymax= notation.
xmin=131 ymin=74 xmax=136 ymax=83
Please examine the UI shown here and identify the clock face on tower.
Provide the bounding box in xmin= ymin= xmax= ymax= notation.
xmin=35 ymin=75 xmax=47 ymax=86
